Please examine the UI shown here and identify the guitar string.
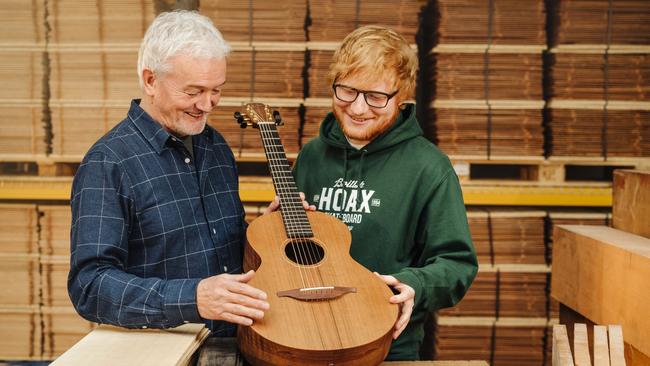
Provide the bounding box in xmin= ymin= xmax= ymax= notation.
xmin=260 ymin=121 xmax=317 ymax=289
xmin=259 ymin=119 xmax=320 ymax=289
xmin=261 ymin=120 xmax=317 ymax=279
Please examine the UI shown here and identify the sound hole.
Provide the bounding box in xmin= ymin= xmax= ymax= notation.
xmin=284 ymin=239 xmax=325 ymax=266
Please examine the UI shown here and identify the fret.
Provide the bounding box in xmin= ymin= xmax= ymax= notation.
xmin=256 ymin=120 xmax=314 ymax=238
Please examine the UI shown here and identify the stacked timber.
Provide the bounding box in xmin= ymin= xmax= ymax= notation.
xmin=437 ymin=209 xmax=551 ymax=364
xmin=38 ymin=204 xmax=96 ymax=359
xmin=0 ymin=204 xmax=40 ymax=360
xmin=465 ymin=210 xmax=546 ymax=265
xmin=308 ymin=0 xmax=425 ymax=43
xmin=547 ymin=211 xmax=610 ymax=320
xmin=201 ymin=0 xmax=306 ymax=43
xmin=0 ymin=0 xmax=47 ymax=159
xmin=420 ymin=0 xmax=546 ymax=159
xmin=547 ymin=0 xmax=650 ymax=159
xmin=47 ymin=0 xmax=156 ymax=159
xmin=435 ymin=317 xmax=549 ymax=366
xmin=548 ymin=0 xmax=650 ymax=45
xmin=552 ymin=170 xmax=650 ymax=365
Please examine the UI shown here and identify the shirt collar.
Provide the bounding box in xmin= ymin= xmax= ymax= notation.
xmin=127 ymin=99 xmax=176 ymax=155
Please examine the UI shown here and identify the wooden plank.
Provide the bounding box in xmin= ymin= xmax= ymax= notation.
xmin=574 ymin=324 xmax=592 ymax=366
xmin=608 ymin=325 xmax=626 ymax=366
xmin=594 ymin=326 xmax=610 ymax=366
xmin=551 ymin=225 xmax=650 ymax=359
xmin=554 ymin=324 xmax=575 ymax=366
xmin=50 ymin=324 xmax=209 ymax=366
xmin=613 ymin=170 xmax=650 ymax=239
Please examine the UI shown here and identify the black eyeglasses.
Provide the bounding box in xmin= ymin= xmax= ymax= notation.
xmin=332 ymin=84 xmax=399 ymax=108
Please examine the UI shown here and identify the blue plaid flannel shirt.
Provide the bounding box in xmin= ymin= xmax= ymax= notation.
xmin=69 ymin=99 xmax=245 ymax=336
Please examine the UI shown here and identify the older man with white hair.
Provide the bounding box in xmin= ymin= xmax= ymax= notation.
xmin=68 ymin=10 xmax=269 ymax=337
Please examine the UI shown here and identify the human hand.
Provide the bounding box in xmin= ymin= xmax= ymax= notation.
xmin=264 ymin=192 xmax=316 ymax=214
xmin=196 ymin=270 xmax=269 ymax=326
xmin=374 ymin=272 xmax=415 ymax=339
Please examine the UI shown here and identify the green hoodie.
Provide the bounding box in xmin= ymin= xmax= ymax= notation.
xmin=292 ymin=104 xmax=478 ymax=360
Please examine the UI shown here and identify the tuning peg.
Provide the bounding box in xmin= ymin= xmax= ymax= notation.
xmin=234 ymin=111 xmax=248 ymax=129
xmin=273 ymin=110 xmax=283 ymax=125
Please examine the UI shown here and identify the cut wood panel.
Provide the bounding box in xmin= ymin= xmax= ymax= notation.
xmin=573 ymin=323 xmax=591 ymax=366
xmin=39 ymin=205 xmax=72 ymax=257
xmin=201 ymin=0 xmax=306 ymax=43
xmin=301 ymin=106 xmax=330 ymax=146
xmin=49 ymin=50 xmax=139 ymax=101
xmin=613 ymin=170 xmax=650 ymax=238
xmin=549 ymin=0 xmax=650 ymax=46
xmin=553 ymin=324 xmax=574 ymax=366
xmin=0 ymin=102 xmax=47 ymax=156
xmin=50 ymin=323 xmax=209 ymax=365
xmin=608 ymin=325 xmax=626 ymax=366
xmin=0 ymin=306 xmax=42 ymax=361
xmin=0 ymin=0 xmax=46 ymax=44
xmin=220 ymin=50 xmax=305 ymax=98
xmin=434 ymin=53 xmax=543 ymax=100
xmin=594 ymin=326 xmax=610 ymax=366
xmin=430 ymin=107 xmax=545 ymax=158
xmin=0 ymin=254 xmax=40 ymax=307
xmin=307 ymin=0 xmax=426 ymax=42
xmin=548 ymin=53 xmax=650 ymax=101
xmin=0 ymin=203 xmax=38 ymax=255
xmin=548 ymin=108 xmax=650 ymax=158
xmin=50 ymin=104 xmax=129 ymax=157
xmin=43 ymin=306 xmax=97 ymax=360
xmin=307 ymin=49 xmax=334 ymax=98
xmin=438 ymin=270 xmax=497 ymax=317
xmin=435 ymin=317 xmax=549 ymax=366
xmin=551 ymin=225 xmax=650 ymax=358
xmin=41 ymin=256 xmax=72 ymax=308
xmin=0 ymin=50 xmax=45 ymax=100
xmin=47 ymin=0 xmax=155 ymax=44
xmin=433 ymin=0 xmax=546 ymax=45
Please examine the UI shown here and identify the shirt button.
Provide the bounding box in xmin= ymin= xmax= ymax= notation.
xmin=223 ymin=266 xmax=228 ymax=272
xmin=184 ymin=157 xmax=191 ymax=164
xmin=212 ymin=228 xmax=216 ymax=234
xmin=171 ymin=137 xmax=177 ymax=142
xmin=142 ymin=326 xmax=148 ymax=329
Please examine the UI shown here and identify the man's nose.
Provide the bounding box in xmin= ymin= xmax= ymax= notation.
xmin=196 ymin=92 xmax=213 ymax=112
xmin=349 ymin=93 xmax=368 ymax=114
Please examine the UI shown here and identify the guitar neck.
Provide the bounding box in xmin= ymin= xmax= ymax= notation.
xmin=258 ymin=122 xmax=313 ymax=238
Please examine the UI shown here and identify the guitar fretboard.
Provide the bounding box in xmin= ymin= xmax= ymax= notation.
xmin=258 ymin=122 xmax=313 ymax=238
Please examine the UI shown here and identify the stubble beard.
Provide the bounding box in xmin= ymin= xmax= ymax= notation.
xmin=333 ymin=107 xmax=400 ymax=144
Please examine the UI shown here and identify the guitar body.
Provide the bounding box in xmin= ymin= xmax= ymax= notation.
xmin=238 ymin=210 xmax=398 ymax=366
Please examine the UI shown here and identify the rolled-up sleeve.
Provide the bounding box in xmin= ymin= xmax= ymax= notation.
xmin=68 ymin=151 xmax=202 ymax=328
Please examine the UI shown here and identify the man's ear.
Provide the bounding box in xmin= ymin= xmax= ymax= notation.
xmin=141 ymin=69 xmax=156 ymax=96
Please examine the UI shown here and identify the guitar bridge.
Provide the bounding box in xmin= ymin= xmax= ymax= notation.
xmin=277 ymin=286 xmax=356 ymax=301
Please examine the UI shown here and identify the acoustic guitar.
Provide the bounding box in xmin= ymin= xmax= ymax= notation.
xmin=235 ymin=103 xmax=398 ymax=366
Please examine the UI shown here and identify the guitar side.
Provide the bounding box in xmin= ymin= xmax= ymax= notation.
xmin=238 ymin=210 xmax=398 ymax=366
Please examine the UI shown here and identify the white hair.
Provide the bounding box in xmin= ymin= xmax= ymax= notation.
xmin=137 ymin=10 xmax=231 ymax=90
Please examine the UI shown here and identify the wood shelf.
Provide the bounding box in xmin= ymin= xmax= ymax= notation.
xmin=0 ymin=176 xmax=612 ymax=206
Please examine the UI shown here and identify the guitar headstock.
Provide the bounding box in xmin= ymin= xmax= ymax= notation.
xmin=234 ymin=103 xmax=283 ymax=129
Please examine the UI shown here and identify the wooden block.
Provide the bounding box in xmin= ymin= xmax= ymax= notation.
xmin=574 ymin=323 xmax=592 ymax=366
xmin=552 ymin=225 xmax=650 ymax=359
xmin=50 ymin=323 xmax=209 ymax=366
xmin=594 ymin=326 xmax=610 ymax=366
xmin=554 ymin=324 xmax=575 ymax=366
xmin=608 ymin=325 xmax=626 ymax=366
xmin=613 ymin=170 xmax=650 ymax=238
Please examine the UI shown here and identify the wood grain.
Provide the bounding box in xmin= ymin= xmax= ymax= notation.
xmin=238 ymin=210 xmax=397 ymax=365
xmin=613 ymin=170 xmax=650 ymax=239
xmin=551 ymin=225 xmax=650 ymax=360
